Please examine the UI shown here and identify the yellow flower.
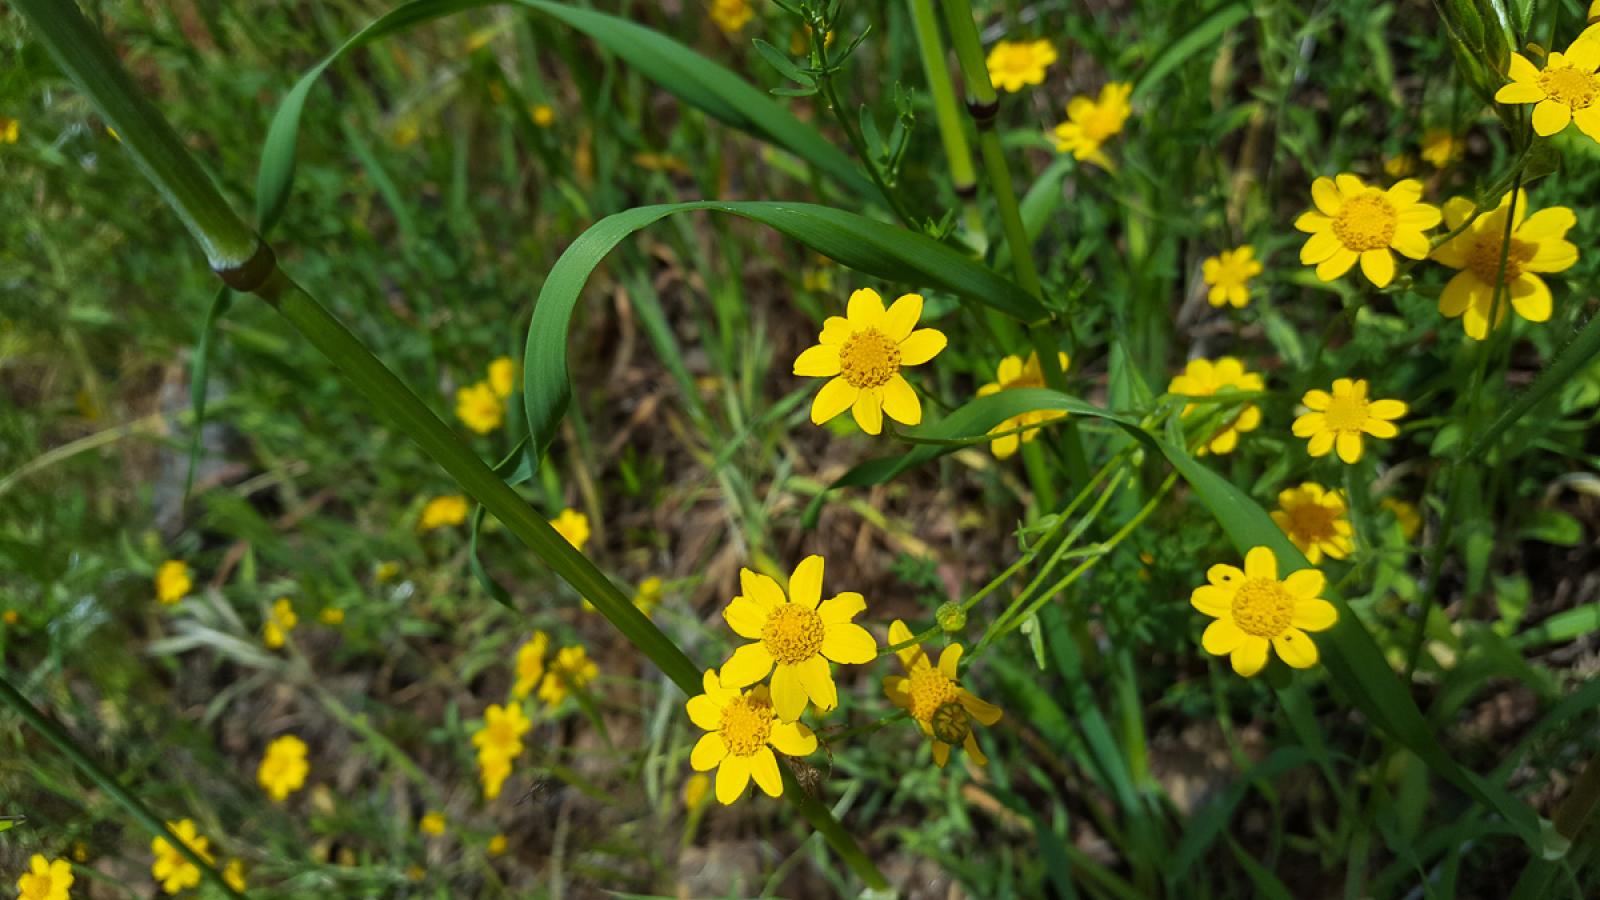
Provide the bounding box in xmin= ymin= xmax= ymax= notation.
xmin=1270 ymin=483 xmax=1353 ymax=564
xmin=1592 ymin=1 xmax=1600 ymax=24
xmin=419 ymin=812 xmax=446 ymax=836
xmin=683 ymin=773 xmax=711 ymax=810
xmin=487 ymin=357 xmax=517 ymax=399
xmin=319 ymin=607 xmax=345 ymax=626
xmin=1295 ymin=175 xmax=1440 ymax=287
xmin=633 ymin=576 xmax=664 ymax=617
xmin=709 ymin=0 xmax=753 ymax=34
xmin=718 ymin=556 xmax=877 ymax=721
xmin=473 ymin=703 xmax=532 ymax=799
xmin=549 ymin=508 xmax=590 ymax=551
xmin=0 ymin=117 xmax=18 ymax=144
xmin=1383 ymin=152 xmax=1417 ymax=178
xmin=1190 ymin=547 xmax=1338 ymax=677
xmin=538 ymin=645 xmax=598 ymax=706
xmin=530 ymin=104 xmax=554 ymax=127
xmin=1494 ymin=30 xmax=1600 ymax=141
xmin=1051 ymin=82 xmax=1132 ymax=170
xmin=793 ymin=288 xmax=947 ymax=435
xmin=392 ymin=118 xmax=420 ymax=148
xmin=1430 ymin=190 xmax=1578 ymax=339
xmin=3 ymin=610 xmax=17 ymax=626
xmin=512 ymin=631 xmax=550 ymax=699
xmin=985 ymin=39 xmax=1057 ymax=92
xmin=257 ymin=734 xmax=310 ymax=802
xmin=17 ymin=855 xmax=72 ymax=900
xmin=70 ymin=843 xmax=88 ymax=864
xmin=975 ymin=351 xmax=1071 ymax=459
xmin=155 ymin=560 xmax=192 ymax=605
xmin=882 ymin=621 xmax=1002 ymax=767
xmin=686 ymin=669 xmax=817 ymax=804
xmin=1420 ymin=128 xmax=1463 ymax=168
xmin=418 ymin=495 xmax=469 ymax=531
xmin=1201 ymin=245 xmax=1264 ymax=308
xmin=1381 ymin=498 xmax=1422 ymax=540
xmin=375 ymin=560 xmax=401 ymax=582
xmin=1167 ymin=357 xmax=1263 ymax=455
xmin=456 ymin=381 xmax=504 ymax=434
xmin=487 ymin=834 xmax=508 ymax=856
xmin=262 ymin=597 xmax=298 ymax=649
xmin=223 ymin=860 xmax=246 ymax=892
xmin=1292 ymin=378 xmax=1407 ymax=464
xmin=151 ymin=819 xmax=212 ymax=895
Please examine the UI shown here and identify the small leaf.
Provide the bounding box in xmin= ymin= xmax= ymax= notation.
xmin=752 ymin=38 xmax=813 ymax=86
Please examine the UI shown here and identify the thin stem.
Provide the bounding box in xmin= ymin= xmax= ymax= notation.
xmin=808 ymin=20 xmax=917 ymax=228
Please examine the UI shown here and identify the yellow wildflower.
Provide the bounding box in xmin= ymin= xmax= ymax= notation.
xmin=985 ymin=39 xmax=1057 ymax=93
xmin=512 ymin=631 xmax=550 ymax=699
xmin=419 ymin=812 xmax=446 ymax=836
xmin=257 ymin=735 xmax=310 ymax=802
xmin=456 ymin=381 xmax=504 ymax=434
xmin=1 ymin=117 xmax=18 ymax=144
xmin=1052 ymin=82 xmax=1132 ymax=170
xmin=1431 ymin=190 xmax=1578 ymax=339
xmin=1495 ymin=30 xmax=1600 ymax=141
xmin=549 ymin=507 xmax=590 ymax=551
xmin=793 ymin=288 xmax=947 ymax=435
xmin=392 ymin=118 xmax=420 ymax=148
xmin=1381 ymin=498 xmax=1422 ymax=540
xmin=319 ymin=607 xmax=345 ymax=626
xmin=262 ymin=597 xmax=297 ymax=649
xmin=487 ymin=834 xmax=508 ymax=856
xmin=1420 ymin=128 xmax=1463 ymax=168
xmin=538 ymin=645 xmax=598 ymax=706
xmin=2 ymin=610 xmax=16 ymax=626
xmin=719 ymin=555 xmax=878 ymax=721
xmin=683 ymin=773 xmax=711 ymax=810
xmin=151 ymin=819 xmax=212 ymax=895
xmin=1383 ymin=152 xmax=1418 ymax=178
xmin=155 ymin=560 xmax=192 ymax=605
xmin=883 ymin=621 xmax=1002 ymax=767
xmin=686 ymin=668 xmax=817 ymax=804
xmin=1270 ymin=483 xmax=1353 ymax=564
xmin=473 ymin=703 xmax=532 ymax=800
xmin=1191 ymin=547 xmax=1338 ymax=677
xmin=17 ymin=855 xmax=72 ymax=900
xmin=488 ymin=357 xmax=517 ymax=399
xmin=530 ymin=104 xmax=554 ymax=127
xmin=1201 ymin=246 xmax=1263 ymax=308
xmin=223 ymin=860 xmax=246 ymax=892
xmin=70 ymin=843 xmax=88 ymax=863
xmin=1295 ymin=175 xmax=1440 ymax=287
xmin=975 ymin=351 xmax=1071 ymax=459
xmin=633 ymin=576 xmax=664 ymax=617
xmin=1167 ymin=357 xmax=1264 ymax=455
xmin=709 ymin=0 xmax=753 ymax=34
xmin=375 ymin=560 xmax=401 ymax=582
xmin=1292 ymin=378 xmax=1407 ymax=464
xmin=418 ymin=495 xmax=469 ymax=532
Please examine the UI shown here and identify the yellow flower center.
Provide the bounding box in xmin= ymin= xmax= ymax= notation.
xmin=1332 ymin=193 xmax=1398 ymax=251
xmin=1230 ymin=577 xmax=1295 ymax=638
xmin=906 ymin=666 xmax=961 ymax=722
xmin=1287 ymin=502 xmax=1338 ymax=543
xmin=719 ymin=695 xmax=773 ymax=756
xmin=1538 ymin=66 xmax=1599 ymax=110
xmin=1466 ymin=234 xmax=1536 ymax=285
xmin=930 ymin=702 xmax=972 ymax=745
xmin=762 ymin=604 xmax=826 ymax=664
xmin=1322 ymin=393 xmax=1370 ymax=433
xmin=1082 ymin=107 xmax=1122 ymax=142
xmin=839 ymin=328 xmax=901 ymax=389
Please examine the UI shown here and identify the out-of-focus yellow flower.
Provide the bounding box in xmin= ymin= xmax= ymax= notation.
xmin=420 ymin=812 xmax=446 ymax=836
xmin=1495 ymin=31 xmax=1600 ymax=141
xmin=418 ymin=495 xmax=469 ymax=532
xmin=549 ymin=508 xmax=590 ymax=551
xmin=0 ymin=117 xmax=19 ymax=144
xmin=985 ymin=39 xmax=1057 ymax=93
xmin=1052 ymin=83 xmax=1132 ymax=170
xmin=487 ymin=834 xmax=508 ymax=856
xmin=465 ymin=27 xmax=495 ymax=52
xmin=155 ymin=560 xmax=192 ymax=605
xmin=17 ymin=854 xmax=72 ymax=900
xmin=1383 ymin=152 xmax=1417 ymax=178
xmin=1270 ymin=483 xmax=1354 ymax=564
xmin=1295 ymin=175 xmax=1440 ymax=288
xmin=1420 ymin=128 xmax=1463 ymax=167
xmin=1381 ymin=498 xmax=1422 ymax=540
xmin=1292 ymin=378 xmax=1407 ymax=464
xmin=686 ymin=669 xmax=817 ymax=804
xmin=375 ymin=560 xmax=401 ymax=582
xmin=976 ymin=351 xmax=1071 ymax=459
xmin=802 ymin=258 xmax=834 ymax=293
xmin=4 ymin=610 xmax=19 ymax=626
xmin=718 ymin=556 xmax=877 ymax=721
xmin=258 ymin=735 xmax=310 ymax=802
xmin=709 ymin=0 xmax=753 ymax=34
xmin=262 ymin=597 xmax=298 ymax=649
xmin=70 ymin=843 xmax=88 ymax=864
xmin=456 ymin=381 xmax=504 ymax=434
xmin=883 ymin=621 xmax=1002 ymax=767
xmin=1167 ymin=357 xmax=1263 ymax=455
xmin=512 ymin=631 xmax=550 ymax=699
xmin=538 ymin=645 xmax=598 ymax=706
xmin=1431 ymin=190 xmax=1578 ymax=339
xmin=633 ymin=576 xmax=664 ymax=617
xmin=406 ymin=865 xmax=426 ymax=882
xmin=319 ymin=607 xmax=345 ymax=626
xmin=1191 ymin=547 xmax=1338 ymax=677
xmin=683 ymin=773 xmax=711 ymax=810
xmin=793 ymin=288 xmax=947 ymax=435
xmin=530 ymin=104 xmax=555 ymax=127
xmin=488 ymin=357 xmax=517 ymax=399
xmin=473 ymin=703 xmax=531 ymax=799
xmin=223 ymin=860 xmax=246 ymax=892
xmin=151 ymin=819 xmax=212 ymax=895
xmin=1201 ymin=246 xmax=1263 ymax=308
xmin=392 ymin=118 xmax=421 ymax=148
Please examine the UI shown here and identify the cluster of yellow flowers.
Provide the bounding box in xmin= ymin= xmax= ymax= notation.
xmin=261 ymin=596 xmax=297 ymax=649
xmin=467 ymin=631 xmax=599 ymax=799
xmin=455 ymin=356 xmax=517 ymax=434
xmin=983 ymin=38 xmax=1132 ymax=170
xmin=149 ymin=819 xmax=247 ymax=895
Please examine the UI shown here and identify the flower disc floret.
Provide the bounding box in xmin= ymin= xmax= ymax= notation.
xmin=839 ymin=330 xmax=901 ymax=389
xmin=761 ymin=605 xmax=826 ymax=664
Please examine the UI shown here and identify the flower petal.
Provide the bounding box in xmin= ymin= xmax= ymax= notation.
xmin=1294 ymin=210 xmax=1333 ymax=233
xmin=1311 ymin=176 xmax=1342 ymax=215
xmin=810 ymin=376 xmax=858 ymax=424
xmin=1230 ymin=637 xmax=1270 ymax=677
xmin=1360 ymin=249 xmax=1395 ymax=288
xmin=964 ymin=731 xmax=990 ymax=766
xmin=1439 ymin=271 xmax=1477 ymax=316
xmin=1292 ymin=598 xmax=1339 ymax=631
xmin=1336 ymin=431 xmax=1365 ymax=463
xmin=1518 ymin=206 xmax=1577 ymax=241
xmin=880 ymin=374 xmax=922 ymax=425
xmin=793 ymin=344 xmax=841 ymax=377
xmin=1283 ymin=568 xmax=1325 ymax=599
xmin=1191 ymin=584 xmax=1232 ymax=617
xmin=690 ymin=732 xmax=727 ymax=770
xmin=714 ymin=754 xmax=751 ymax=804
xmin=770 ymin=663 xmax=808 ymax=722
xmin=846 ymin=287 xmax=885 ymax=328
xmin=723 ymin=595 xmax=770 ymax=640
xmin=770 ymin=720 xmax=818 ymax=756
xmin=749 ymin=746 xmax=783 ymax=797
xmin=1532 ymin=98 xmax=1571 ymax=136
xmin=1507 ymin=51 xmax=1543 ymax=84
xmin=819 ymin=591 xmax=865 ymax=624
xmin=687 ymin=695 xmax=724 ymax=731
xmin=1202 ymin=618 xmax=1246 ymax=656
xmin=1244 ymin=546 xmax=1278 ymax=580
xmin=937 ymin=643 xmax=963 ymax=680
xmin=1367 ymin=398 xmax=1408 ymax=420
xmin=1272 ymin=630 xmax=1319 ymax=669
xmin=1334 ymin=173 xmax=1366 ymax=197
xmin=1391 ymin=228 xmax=1432 ymax=260
xmin=880 ymin=293 xmax=923 ymax=342
xmin=796 ymin=654 xmax=838 ymax=712
xmin=851 ymin=388 xmax=884 ymax=435
xmin=1510 ymin=274 xmax=1553 ymax=323
xmin=818 ymin=315 xmax=852 ymax=345
xmin=1385 ymin=179 xmax=1423 ymax=207
xmin=720 ymin=642 xmax=773 ymax=688
xmin=887 ymin=619 xmax=926 ymax=671
xmin=932 ymin=741 xmax=951 ymax=768
xmin=1307 ymin=430 xmax=1335 ymax=457
xmin=898 ymin=328 xmax=948 ymax=365
xmin=1496 ymin=81 xmax=1546 ymax=104
xmin=1300 ymin=229 xmax=1342 ymax=264
xmin=1316 ymin=247 xmax=1358 ymax=281
xmin=821 ymin=622 xmax=877 ymax=664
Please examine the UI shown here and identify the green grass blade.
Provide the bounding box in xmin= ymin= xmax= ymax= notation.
xmin=1467 ymin=310 xmax=1600 ymax=461
xmin=468 ymin=437 xmax=537 ymax=610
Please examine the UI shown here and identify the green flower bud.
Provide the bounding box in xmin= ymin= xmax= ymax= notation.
xmin=935 ymin=602 xmax=966 ymax=634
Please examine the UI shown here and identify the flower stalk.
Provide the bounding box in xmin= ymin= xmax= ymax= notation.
xmin=905 ymin=0 xmax=985 ymax=240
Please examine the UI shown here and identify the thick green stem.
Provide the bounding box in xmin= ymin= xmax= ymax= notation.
xmin=905 ymin=0 xmax=984 ymax=237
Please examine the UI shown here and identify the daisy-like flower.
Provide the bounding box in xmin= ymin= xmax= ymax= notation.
xmin=975 ymin=351 xmax=1071 ymax=459
xmin=223 ymin=860 xmax=246 ymax=892
xmin=419 ymin=812 xmax=446 ymax=836
xmin=17 ymin=855 xmax=72 ymax=900
xmin=549 ymin=508 xmax=590 ymax=551
xmin=709 ymin=0 xmax=753 ymax=34
xmin=719 ymin=556 xmax=877 ymax=721
xmin=456 ymin=381 xmax=504 ymax=434
xmin=1167 ymin=357 xmax=1264 ymax=455
xmin=1381 ymin=497 xmax=1422 ymax=540
xmin=1383 ymin=152 xmax=1418 ymax=178
xmin=257 ymin=734 xmax=310 ymax=802
xmin=632 ymin=576 xmax=664 ymax=617
xmin=1430 ymin=190 xmax=1578 ymax=339
xmin=1292 ymin=378 xmax=1407 ymax=464
xmin=1420 ymin=128 xmax=1464 ymax=168
xmin=793 ymin=288 xmax=947 ymax=435
xmin=418 ymin=495 xmax=468 ymax=531
xmin=262 ymin=597 xmax=298 ymax=649
xmin=1190 ymin=546 xmax=1338 ymax=677
xmin=686 ymin=668 xmax=818 ymax=804
xmin=487 ymin=834 xmax=508 ymax=856
xmin=1494 ymin=29 xmax=1600 ymax=141
xmin=1201 ymin=245 xmax=1264 ymax=308
xmin=538 ymin=645 xmax=598 ymax=706
xmin=883 ymin=621 xmax=1002 ymax=767
xmin=512 ymin=631 xmax=549 ymax=699
xmin=473 ymin=703 xmax=531 ymax=799
xmin=488 ymin=357 xmax=517 ymax=399
xmin=1051 ymin=82 xmax=1132 ymax=170
xmin=151 ymin=819 xmax=213 ymax=895
xmin=985 ymin=39 xmax=1057 ymax=92
xmin=1295 ymin=175 xmax=1440 ymax=287
xmin=155 ymin=560 xmax=191 ymax=605
xmin=1270 ymin=483 xmax=1353 ymax=564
